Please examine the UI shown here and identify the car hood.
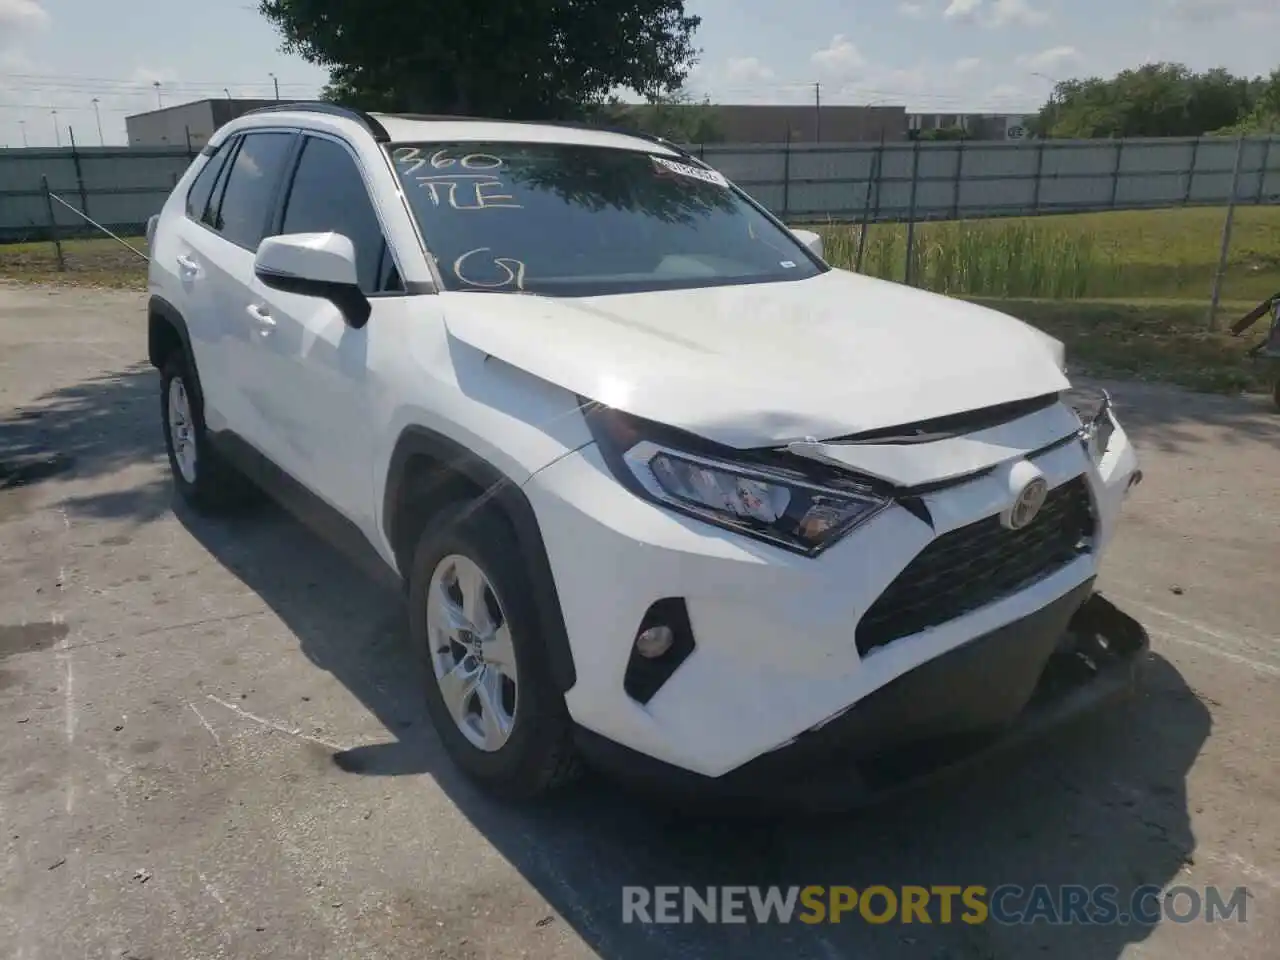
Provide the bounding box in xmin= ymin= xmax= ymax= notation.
xmin=440 ymin=268 xmax=1070 ymax=450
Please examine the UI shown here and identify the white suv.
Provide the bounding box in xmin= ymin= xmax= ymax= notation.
xmin=146 ymin=103 xmax=1147 ymax=807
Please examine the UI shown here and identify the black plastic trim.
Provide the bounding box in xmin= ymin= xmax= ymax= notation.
xmin=147 ymin=296 xmax=204 ymax=408
xmin=208 ymin=430 xmax=403 ymax=595
xmin=382 ymin=426 xmax=577 ymax=691
xmin=829 ymin=392 xmax=1060 ymax=445
xmin=254 ymin=266 xmax=372 ymax=329
xmin=623 ymin=598 xmax=697 ymax=704
xmin=242 ymin=101 xmax=391 ymax=142
xmin=147 ymin=295 xmax=191 ymax=364
xmin=855 ymin=475 xmax=1096 ymax=655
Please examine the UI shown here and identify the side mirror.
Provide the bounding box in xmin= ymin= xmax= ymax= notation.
xmin=254 ymin=232 xmax=371 ymax=329
xmin=791 ymin=228 xmax=824 ymax=260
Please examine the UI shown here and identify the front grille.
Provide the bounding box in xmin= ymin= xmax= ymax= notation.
xmin=856 ymin=475 xmax=1095 ymax=656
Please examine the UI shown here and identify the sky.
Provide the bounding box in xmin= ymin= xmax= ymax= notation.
xmin=0 ymin=0 xmax=1276 ymax=147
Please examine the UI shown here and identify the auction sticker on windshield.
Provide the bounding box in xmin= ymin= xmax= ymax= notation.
xmin=652 ymin=156 xmax=729 ymax=187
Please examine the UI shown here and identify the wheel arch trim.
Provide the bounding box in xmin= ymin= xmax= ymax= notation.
xmin=383 ymin=425 xmax=577 ymax=692
xmin=147 ymin=296 xmax=203 ymax=408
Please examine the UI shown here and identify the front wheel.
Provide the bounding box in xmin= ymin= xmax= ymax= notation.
xmin=408 ymin=503 xmax=579 ymax=800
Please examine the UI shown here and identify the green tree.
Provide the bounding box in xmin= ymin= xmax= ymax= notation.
xmin=1214 ymin=68 xmax=1280 ymax=134
xmin=260 ymin=0 xmax=701 ymax=119
xmin=1031 ymin=63 xmax=1259 ymax=138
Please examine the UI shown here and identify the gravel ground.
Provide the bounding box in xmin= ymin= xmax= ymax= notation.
xmin=1 ymin=284 xmax=1278 ymax=960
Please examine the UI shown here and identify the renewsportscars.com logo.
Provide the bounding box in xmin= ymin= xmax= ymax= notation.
xmin=622 ymin=885 xmax=1251 ymax=926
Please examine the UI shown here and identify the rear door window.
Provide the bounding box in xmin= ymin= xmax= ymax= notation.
xmin=185 ymin=143 xmax=233 ymax=222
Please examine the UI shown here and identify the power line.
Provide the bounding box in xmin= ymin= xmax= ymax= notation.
xmin=0 ymin=71 xmax=316 ymax=88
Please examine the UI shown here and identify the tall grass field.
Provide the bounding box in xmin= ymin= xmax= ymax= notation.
xmin=815 ymin=206 xmax=1280 ymax=306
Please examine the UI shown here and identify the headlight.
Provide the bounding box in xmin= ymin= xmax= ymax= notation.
xmin=1063 ymin=386 xmax=1115 ymax=461
xmin=583 ymin=404 xmax=891 ymax=556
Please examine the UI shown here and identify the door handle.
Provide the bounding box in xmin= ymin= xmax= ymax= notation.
xmin=176 ymin=254 xmax=200 ymax=276
xmin=246 ymin=303 xmax=276 ymax=334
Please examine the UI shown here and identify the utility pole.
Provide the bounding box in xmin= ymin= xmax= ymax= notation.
xmin=52 ymin=110 xmax=60 ymax=147
xmin=270 ymin=72 xmax=280 ymax=100
xmin=91 ymin=98 xmax=104 ymax=145
xmin=154 ymin=81 xmax=162 ymax=108
xmin=813 ymin=82 xmax=822 ymax=142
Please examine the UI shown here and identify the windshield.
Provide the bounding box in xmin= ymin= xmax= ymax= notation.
xmin=387 ymin=141 xmax=824 ymax=297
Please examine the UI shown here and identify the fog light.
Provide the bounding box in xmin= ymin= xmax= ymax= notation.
xmin=634 ymin=625 xmax=675 ymax=659
xmin=624 ymin=599 xmax=696 ymax=704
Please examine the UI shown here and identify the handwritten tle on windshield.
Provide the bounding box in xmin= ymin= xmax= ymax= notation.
xmin=395 ymin=148 xmax=527 ymax=289
xmin=393 ymin=148 xmax=523 ymax=211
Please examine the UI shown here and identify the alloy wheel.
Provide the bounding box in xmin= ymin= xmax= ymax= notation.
xmin=424 ymin=553 xmax=519 ymax=752
xmin=167 ymin=376 xmax=197 ymax=484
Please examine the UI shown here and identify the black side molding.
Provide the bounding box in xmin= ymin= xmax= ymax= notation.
xmin=383 ymin=426 xmax=577 ymax=692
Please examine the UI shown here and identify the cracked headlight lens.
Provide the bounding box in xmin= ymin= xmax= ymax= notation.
xmin=584 ymin=404 xmax=890 ymax=556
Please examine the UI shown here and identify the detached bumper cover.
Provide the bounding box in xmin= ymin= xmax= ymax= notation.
xmin=574 ymin=582 xmax=1148 ymax=810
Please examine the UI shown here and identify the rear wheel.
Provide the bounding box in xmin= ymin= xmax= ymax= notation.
xmin=408 ymin=503 xmax=579 ymax=800
xmin=160 ymin=352 xmax=258 ymax=513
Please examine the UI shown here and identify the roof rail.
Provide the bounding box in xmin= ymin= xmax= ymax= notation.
xmin=241 ymin=101 xmax=391 ymax=142
xmin=381 ymin=112 xmax=491 ymax=123
xmin=376 ymin=111 xmax=704 ymax=162
xmin=612 ymin=128 xmax=705 ymax=163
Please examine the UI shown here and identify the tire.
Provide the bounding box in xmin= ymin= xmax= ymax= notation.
xmin=159 ymin=351 xmax=258 ymax=513
xmin=408 ymin=502 xmax=579 ymax=800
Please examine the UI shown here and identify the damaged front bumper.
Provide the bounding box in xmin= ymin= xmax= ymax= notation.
xmin=574 ymin=581 xmax=1149 ymax=812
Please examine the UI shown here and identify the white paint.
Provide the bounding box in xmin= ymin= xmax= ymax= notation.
xmin=1200 ymin=851 xmax=1280 ymax=890
xmin=200 ymin=873 xmax=227 ymax=904
xmin=253 ymin=232 xmax=359 ymax=288
xmin=1118 ymin=596 xmax=1276 ymax=650
xmin=205 ymin=695 xmax=347 ymax=751
xmin=439 ymin=268 xmax=1070 ymax=449
xmin=1149 ymin=631 xmax=1280 ymax=678
xmin=55 ymin=510 xmax=76 ymax=815
xmin=1109 ymin=594 xmax=1280 ymax=677
xmin=188 ymin=702 xmax=222 ymax=748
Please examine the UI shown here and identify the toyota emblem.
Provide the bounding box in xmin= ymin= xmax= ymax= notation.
xmin=1006 ymin=477 xmax=1049 ymax=530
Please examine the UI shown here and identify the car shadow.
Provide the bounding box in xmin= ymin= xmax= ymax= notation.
xmin=23 ymin=364 xmax=1212 ymax=959
xmin=171 ymin=493 xmax=1210 ymax=960
xmin=1086 ymin=376 xmax=1280 ymax=454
